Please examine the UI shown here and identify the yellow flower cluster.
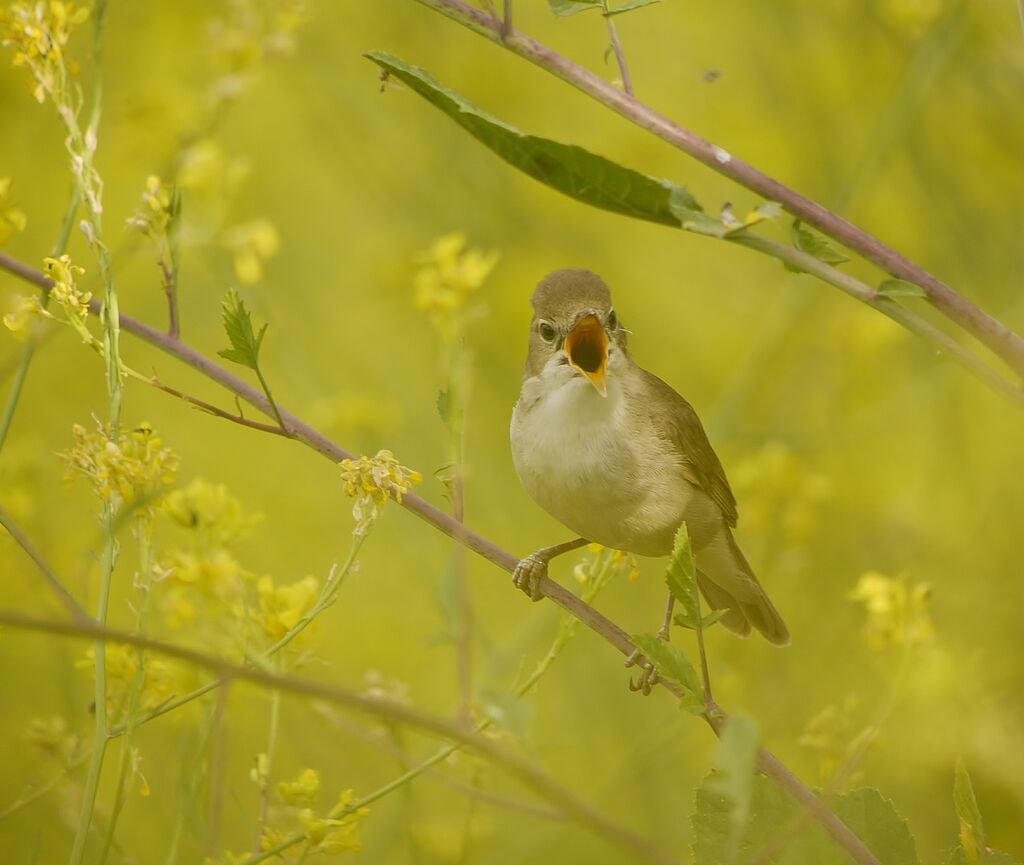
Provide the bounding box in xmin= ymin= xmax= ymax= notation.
xmin=127 ymin=174 xmax=174 ymax=237
xmin=413 ymin=232 xmax=498 ymax=340
xmin=77 ymin=644 xmax=193 ymax=720
xmin=299 ymin=789 xmax=369 ymax=855
xmin=576 ymin=543 xmax=640 ymax=583
xmin=2 ymin=293 xmax=46 ymax=335
xmin=44 ymin=253 xmax=90 ymax=318
xmin=0 ymin=176 xmax=27 ymax=243
xmin=222 ymin=218 xmax=280 ymax=284
xmin=165 ymin=478 xmax=257 ymax=546
xmin=62 ymin=421 xmax=180 ymax=515
xmin=849 ymin=570 xmax=934 ymax=650
xmin=278 ymin=767 xmax=320 ymax=809
xmin=1 ymin=0 xmax=89 ymax=102
xmin=256 ymin=574 xmax=319 ymax=641
xmin=338 ymin=449 xmax=422 ymax=535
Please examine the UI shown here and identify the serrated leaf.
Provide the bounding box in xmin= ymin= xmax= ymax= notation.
xmin=706 ymin=715 xmax=760 ymax=864
xmin=604 ymin=0 xmax=662 ymax=16
xmin=879 ymin=278 xmax=927 ymax=298
xmin=694 ymin=777 xmax=920 ymax=865
xmin=792 ymin=219 xmax=850 ymax=265
xmin=548 ymin=0 xmax=601 ymax=15
xmin=631 ymin=633 xmax=702 ymax=696
xmin=217 ymin=287 xmax=266 ymax=371
xmin=722 ymin=200 xmax=783 ymax=236
xmin=954 ymin=760 xmax=986 ymax=865
xmin=366 ymin=51 xmax=701 ymax=228
xmin=666 ymin=523 xmax=699 ymax=624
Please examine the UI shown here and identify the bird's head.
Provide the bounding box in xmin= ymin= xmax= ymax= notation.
xmin=524 ymin=268 xmax=629 ymax=397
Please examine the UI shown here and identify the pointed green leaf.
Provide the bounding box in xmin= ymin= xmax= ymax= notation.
xmin=217 ymin=287 xmax=266 ymax=371
xmin=706 ymin=715 xmax=760 ymax=864
xmin=694 ymin=777 xmax=919 ymax=865
xmin=548 ymin=0 xmax=601 ymax=15
xmin=365 ymin=51 xmax=702 ymax=228
xmin=792 ymin=220 xmax=849 ymax=265
xmin=436 ymin=388 xmax=452 ymax=428
xmin=954 ymin=760 xmax=986 ymax=865
xmin=665 ymin=523 xmax=699 ymax=623
xmin=631 ymin=633 xmax=702 ymax=696
xmin=879 ymin=278 xmax=927 ymax=298
xmin=604 ymin=0 xmax=662 ymax=16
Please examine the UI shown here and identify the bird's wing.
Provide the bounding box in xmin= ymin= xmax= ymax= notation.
xmin=636 ymin=368 xmax=739 ymax=527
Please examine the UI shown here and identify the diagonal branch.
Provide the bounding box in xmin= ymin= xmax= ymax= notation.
xmin=0 ymin=251 xmax=879 ymax=865
xmin=414 ymin=0 xmax=1024 ymax=381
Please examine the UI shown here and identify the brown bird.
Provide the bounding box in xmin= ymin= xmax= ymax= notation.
xmin=509 ymin=268 xmax=789 ymax=653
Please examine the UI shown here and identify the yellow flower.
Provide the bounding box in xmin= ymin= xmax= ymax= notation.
xmin=43 ymin=253 xmax=90 ymax=319
xmin=849 ymin=571 xmax=934 ymax=650
xmin=222 ymin=218 xmax=280 ymax=284
xmin=165 ymin=478 xmax=257 ymax=546
xmin=299 ymin=790 xmax=369 ymax=855
xmin=1 ymin=1 xmax=89 ymax=102
xmin=127 ymin=174 xmax=174 ymax=237
xmin=62 ymin=420 xmax=180 ymax=516
xmin=338 ymin=449 xmax=422 ymax=535
xmin=278 ymin=767 xmax=320 ymax=809
xmin=3 ymin=293 xmax=49 ymax=335
xmin=256 ymin=574 xmax=319 ymax=641
xmin=413 ymin=232 xmax=498 ymax=340
xmin=77 ymin=645 xmax=193 ymax=719
xmin=0 ymin=177 xmax=27 ymax=243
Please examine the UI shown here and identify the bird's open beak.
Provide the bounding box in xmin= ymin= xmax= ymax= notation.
xmin=565 ymin=314 xmax=609 ymax=397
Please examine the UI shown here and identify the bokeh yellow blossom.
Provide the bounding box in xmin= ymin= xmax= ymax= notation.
xmin=256 ymin=574 xmax=319 ymax=641
xmin=77 ymin=644 xmax=194 ymax=720
xmin=127 ymin=174 xmax=175 ymax=238
xmin=62 ymin=420 xmax=180 ymax=516
xmin=414 ymin=232 xmax=497 ymax=341
xmin=278 ymin=767 xmax=320 ymax=808
xmin=1 ymin=0 xmax=89 ymax=102
xmin=299 ymin=789 xmax=369 ymax=854
xmin=849 ymin=571 xmax=934 ymax=651
xmin=338 ymin=449 xmax=422 ymax=535
xmin=2 ymin=292 xmax=47 ymax=336
xmin=165 ymin=478 xmax=258 ymax=547
xmin=0 ymin=176 xmax=27 ymax=243
xmin=222 ymin=218 xmax=280 ymax=284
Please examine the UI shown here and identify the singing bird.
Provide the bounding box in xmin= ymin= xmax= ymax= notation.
xmin=509 ymin=268 xmax=789 ymax=649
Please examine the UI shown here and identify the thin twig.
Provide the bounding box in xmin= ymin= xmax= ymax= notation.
xmin=147 ymin=376 xmax=295 ymax=438
xmin=412 ymin=0 xmax=1024 ymax=381
xmin=0 ymin=505 xmax=93 ymax=623
xmin=0 ymin=252 xmax=879 ymax=865
xmin=603 ymin=14 xmax=633 ymax=95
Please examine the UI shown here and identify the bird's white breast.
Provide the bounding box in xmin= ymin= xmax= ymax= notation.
xmin=510 ymin=374 xmax=693 ymax=555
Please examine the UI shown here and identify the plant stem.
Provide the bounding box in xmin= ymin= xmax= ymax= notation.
xmin=602 ymin=11 xmax=633 ymax=95
xmin=68 ymin=508 xmax=117 ymax=865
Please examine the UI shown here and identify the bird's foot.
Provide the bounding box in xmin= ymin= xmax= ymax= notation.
xmin=624 ymin=649 xmax=660 ymax=695
xmin=512 ymin=552 xmax=548 ymax=602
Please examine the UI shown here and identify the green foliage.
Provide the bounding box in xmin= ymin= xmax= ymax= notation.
xmin=705 ymin=715 xmax=760 ymax=864
xmin=954 ymin=760 xmax=987 ymax=865
xmin=791 ymin=220 xmax=849 ymax=265
xmin=217 ymin=287 xmax=267 ymax=371
xmin=693 ymin=775 xmax=920 ymax=865
xmin=879 ymin=278 xmax=928 ymax=298
xmin=630 ymin=632 xmax=701 ymax=698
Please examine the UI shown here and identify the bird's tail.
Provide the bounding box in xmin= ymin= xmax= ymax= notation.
xmin=696 ymin=528 xmax=789 ymax=646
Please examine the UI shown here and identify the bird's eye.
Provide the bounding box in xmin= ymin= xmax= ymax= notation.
xmin=537 ymin=321 xmax=556 ymax=342
xmin=607 ymin=309 xmax=618 ymax=330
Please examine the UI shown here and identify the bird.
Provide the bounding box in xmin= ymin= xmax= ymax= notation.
xmin=509 ymin=268 xmax=789 ymax=660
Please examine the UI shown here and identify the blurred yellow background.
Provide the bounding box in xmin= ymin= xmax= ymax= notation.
xmin=2 ymin=0 xmax=1023 ymax=862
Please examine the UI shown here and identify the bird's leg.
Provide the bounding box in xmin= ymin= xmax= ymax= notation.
xmin=626 ymin=591 xmax=676 ymax=695
xmin=512 ymin=537 xmax=589 ymax=602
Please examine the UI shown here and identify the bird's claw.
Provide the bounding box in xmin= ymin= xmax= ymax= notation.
xmin=512 ymin=553 xmax=547 ymax=602
xmin=624 ymin=649 xmax=659 ymax=695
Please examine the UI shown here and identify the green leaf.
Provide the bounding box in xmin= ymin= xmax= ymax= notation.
xmin=436 ymin=388 xmax=451 ymax=428
xmin=548 ymin=0 xmax=601 ymax=15
xmin=792 ymin=219 xmax=850 ymax=265
xmin=665 ymin=523 xmax=699 ymax=625
xmin=217 ymin=287 xmax=267 ymax=371
xmin=365 ymin=51 xmax=701 ymax=228
xmin=631 ymin=633 xmax=702 ymax=696
xmin=879 ymin=278 xmax=927 ymax=298
xmin=604 ymin=0 xmax=662 ymax=16
xmin=706 ymin=715 xmax=760 ymax=864
xmin=693 ymin=777 xmax=920 ymax=865
xmin=954 ymin=760 xmax=986 ymax=865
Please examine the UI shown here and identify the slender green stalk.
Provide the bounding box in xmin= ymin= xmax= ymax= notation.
xmin=254 ymin=363 xmax=287 ymax=432
xmin=68 ymin=509 xmax=118 ymax=865
xmin=255 ymin=688 xmax=282 ymax=849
